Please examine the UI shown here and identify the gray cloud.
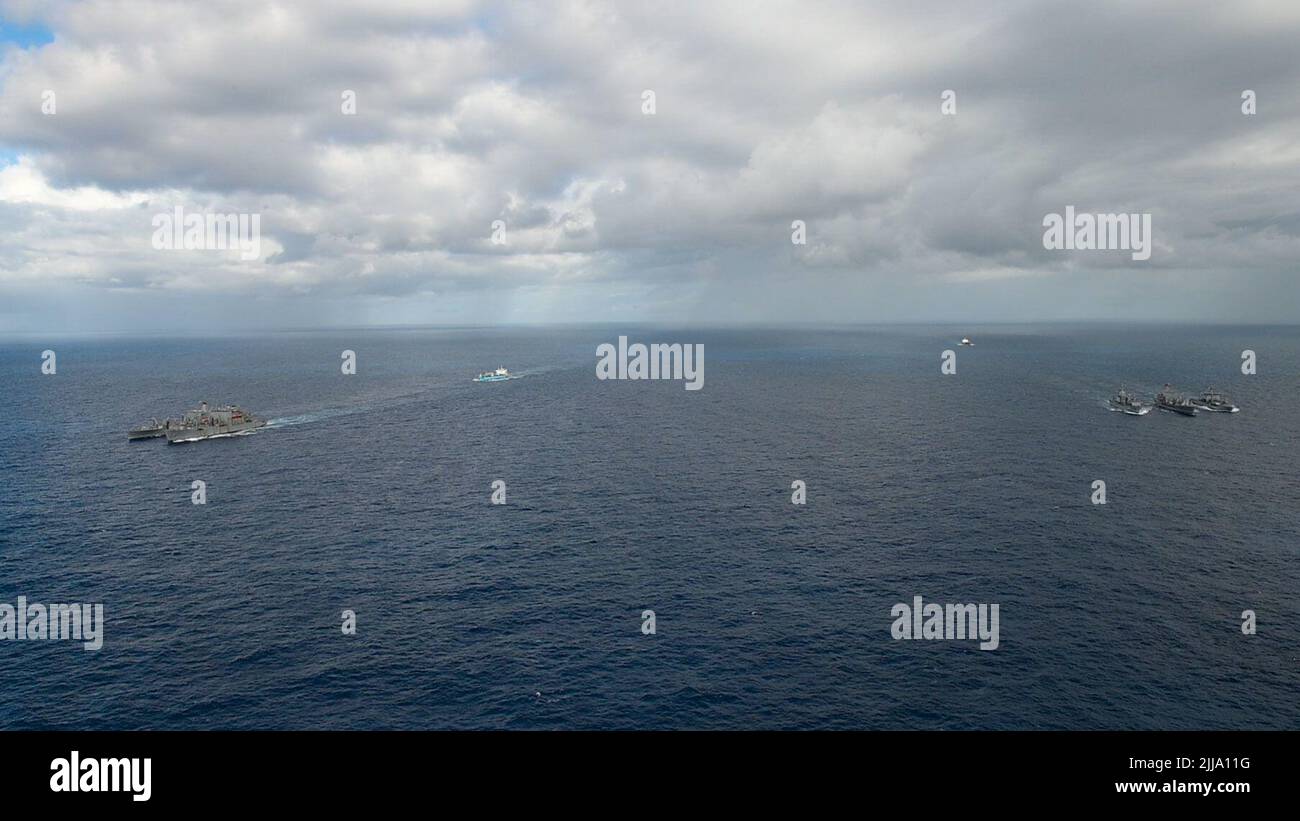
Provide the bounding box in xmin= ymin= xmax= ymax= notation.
xmin=1 ymin=0 xmax=1298 ymax=331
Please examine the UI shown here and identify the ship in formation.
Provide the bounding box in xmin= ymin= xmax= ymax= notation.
xmin=1109 ymin=385 xmax=1240 ymax=418
xmin=1189 ymin=387 xmax=1239 ymax=413
xmin=1107 ymin=389 xmax=1151 ymax=415
xmin=128 ymin=402 xmax=266 ymax=443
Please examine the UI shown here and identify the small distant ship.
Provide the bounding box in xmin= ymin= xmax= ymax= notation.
xmin=1154 ymin=385 xmax=1198 ymax=416
xmin=473 ymin=367 xmax=512 ymax=383
xmin=1189 ymin=388 xmax=1239 ymax=413
xmin=1108 ymin=389 xmax=1150 ymax=416
xmin=127 ymin=417 xmax=175 ymax=441
xmin=960 ymin=337 xmax=974 ymax=346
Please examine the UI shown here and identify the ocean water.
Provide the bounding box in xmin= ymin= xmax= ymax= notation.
xmin=1 ymin=325 xmax=1297 ymax=730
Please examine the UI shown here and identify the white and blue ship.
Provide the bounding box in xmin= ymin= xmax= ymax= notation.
xmin=473 ymin=366 xmax=513 ymax=383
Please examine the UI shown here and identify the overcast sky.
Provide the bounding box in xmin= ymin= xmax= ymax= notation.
xmin=1 ymin=0 xmax=1298 ymax=332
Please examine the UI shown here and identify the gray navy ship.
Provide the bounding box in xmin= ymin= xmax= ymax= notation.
xmin=1190 ymin=388 xmax=1240 ymax=413
xmin=127 ymin=417 xmax=175 ymax=440
xmin=1154 ymin=385 xmax=1198 ymax=416
xmin=1108 ymin=388 xmax=1151 ymax=415
xmin=128 ymin=402 xmax=266 ymax=443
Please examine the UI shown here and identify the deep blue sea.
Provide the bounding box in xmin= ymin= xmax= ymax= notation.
xmin=1 ymin=325 xmax=1297 ymax=729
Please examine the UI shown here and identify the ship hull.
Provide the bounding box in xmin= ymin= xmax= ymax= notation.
xmin=1156 ymin=403 xmax=1197 ymax=417
xmin=165 ymin=419 xmax=266 ymax=443
xmin=127 ymin=428 xmax=167 ymax=440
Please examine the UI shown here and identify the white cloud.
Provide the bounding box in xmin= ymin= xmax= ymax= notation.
xmin=0 ymin=156 xmax=147 ymax=210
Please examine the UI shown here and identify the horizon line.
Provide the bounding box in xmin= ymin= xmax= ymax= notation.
xmin=2 ymin=318 xmax=1298 ymax=340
